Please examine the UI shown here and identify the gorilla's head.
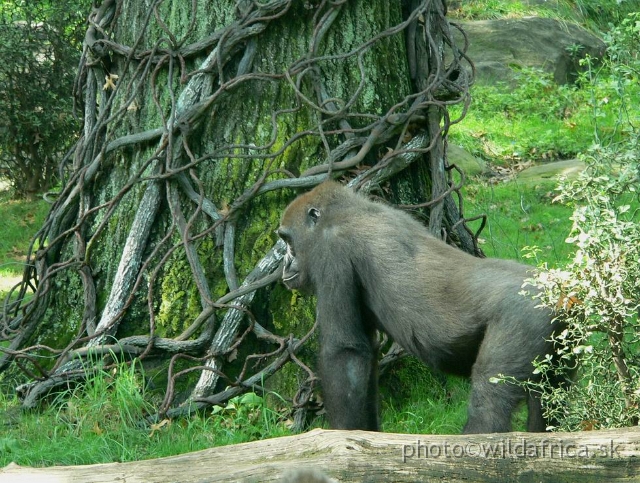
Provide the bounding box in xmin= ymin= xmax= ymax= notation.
xmin=277 ymin=181 xmax=345 ymax=292
xmin=277 ymin=202 xmax=321 ymax=291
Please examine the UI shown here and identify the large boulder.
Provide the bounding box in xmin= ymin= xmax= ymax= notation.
xmin=454 ymin=16 xmax=606 ymax=84
xmin=447 ymin=144 xmax=486 ymax=176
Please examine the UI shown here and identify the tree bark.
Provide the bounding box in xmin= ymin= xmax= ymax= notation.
xmin=1 ymin=0 xmax=477 ymax=416
xmin=2 ymin=428 xmax=639 ymax=482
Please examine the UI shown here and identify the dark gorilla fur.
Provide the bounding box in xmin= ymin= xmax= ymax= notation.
xmin=277 ymin=180 xmax=561 ymax=434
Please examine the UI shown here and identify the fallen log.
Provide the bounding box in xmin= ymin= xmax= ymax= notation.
xmin=2 ymin=427 xmax=640 ymax=482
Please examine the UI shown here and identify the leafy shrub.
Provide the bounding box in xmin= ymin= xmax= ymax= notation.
xmin=528 ymin=146 xmax=640 ymax=430
xmin=521 ymin=14 xmax=640 ymax=431
xmin=0 ymin=1 xmax=88 ymax=196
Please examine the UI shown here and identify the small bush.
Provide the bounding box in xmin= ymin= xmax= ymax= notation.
xmin=522 ymin=15 xmax=640 ymax=431
xmin=0 ymin=2 xmax=88 ymax=196
xmin=528 ymin=147 xmax=640 ymax=430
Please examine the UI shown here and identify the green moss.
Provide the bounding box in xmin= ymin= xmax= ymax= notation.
xmin=270 ymin=285 xmax=315 ymax=334
xmin=36 ymin=270 xmax=83 ymax=363
xmin=265 ymin=286 xmax=318 ymax=408
xmin=156 ymin=246 xmax=205 ymax=337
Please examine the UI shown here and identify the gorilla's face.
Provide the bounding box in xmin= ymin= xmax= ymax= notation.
xmin=277 ymin=198 xmax=321 ymax=292
xmin=277 ymin=227 xmax=303 ymax=290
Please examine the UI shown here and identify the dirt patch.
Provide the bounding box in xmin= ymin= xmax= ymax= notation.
xmin=517 ymin=159 xmax=586 ymax=182
xmin=0 ymin=275 xmax=23 ymax=293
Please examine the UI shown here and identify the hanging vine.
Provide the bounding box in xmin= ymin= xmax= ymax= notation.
xmin=0 ymin=0 xmax=480 ymax=425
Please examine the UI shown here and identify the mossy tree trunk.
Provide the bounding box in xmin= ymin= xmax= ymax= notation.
xmin=0 ymin=0 xmax=476 ymax=421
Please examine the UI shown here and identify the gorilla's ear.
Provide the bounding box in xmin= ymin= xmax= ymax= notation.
xmin=308 ymin=207 xmax=321 ymax=224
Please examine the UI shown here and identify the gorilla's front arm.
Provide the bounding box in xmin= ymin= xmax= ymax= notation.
xmin=316 ymin=272 xmax=380 ymax=430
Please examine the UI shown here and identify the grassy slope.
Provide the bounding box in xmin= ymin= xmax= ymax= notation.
xmin=0 ymin=191 xmax=49 ymax=279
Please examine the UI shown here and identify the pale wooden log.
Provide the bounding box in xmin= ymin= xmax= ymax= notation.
xmin=2 ymin=427 xmax=639 ymax=482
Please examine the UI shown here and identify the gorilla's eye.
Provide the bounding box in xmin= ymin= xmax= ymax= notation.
xmin=308 ymin=207 xmax=320 ymax=223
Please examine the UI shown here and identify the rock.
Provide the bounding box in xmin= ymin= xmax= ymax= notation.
xmin=453 ymin=16 xmax=606 ymax=84
xmin=517 ymin=158 xmax=586 ymax=182
xmin=447 ymin=144 xmax=486 ymax=176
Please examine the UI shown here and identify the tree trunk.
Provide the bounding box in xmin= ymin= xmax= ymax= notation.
xmin=2 ymin=428 xmax=640 ymax=482
xmin=1 ymin=0 xmax=475 ymax=417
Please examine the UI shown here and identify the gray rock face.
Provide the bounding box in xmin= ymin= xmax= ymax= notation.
xmin=455 ymin=16 xmax=606 ymax=84
xmin=447 ymin=144 xmax=486 ymax=176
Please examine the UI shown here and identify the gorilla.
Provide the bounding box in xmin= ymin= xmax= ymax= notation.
xmin=277 ymin=180 xmax=562 ymax=434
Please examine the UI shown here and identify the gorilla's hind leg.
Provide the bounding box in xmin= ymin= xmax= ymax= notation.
xmin=527 ymin=368 xmax=575 ymax=431
xmin=527 ymin=392 xmax=546 ymax=432
xmin=463 ymin=378 xmax=524 ymax=433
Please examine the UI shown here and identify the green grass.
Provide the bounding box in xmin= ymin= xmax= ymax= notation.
xmin=380 ymin=357 xmax=469 ymax=434
xmin=0 ymin=189 xmax=49 ymax=278
xmin=380 ymin=356 xmax=532 ymax=435
xmin=449 ymin=0 xmax=565 ymax=21
xmin=463 ymin=180 xmax=574 ymax=265
xmin=450 ymin=68 xmax=640 ymax=166
xmin=449 ymin=0 xmax=638 ymax=31
xmin=0 ymin=361 xmax=292 ymax=467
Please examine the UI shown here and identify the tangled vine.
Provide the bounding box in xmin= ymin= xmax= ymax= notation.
xmin=0 ymin=0 xmax=482 ymax=426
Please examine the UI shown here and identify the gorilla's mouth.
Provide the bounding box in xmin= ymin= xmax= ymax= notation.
xmin=282 ymin=272 xmax=299 ymax=282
